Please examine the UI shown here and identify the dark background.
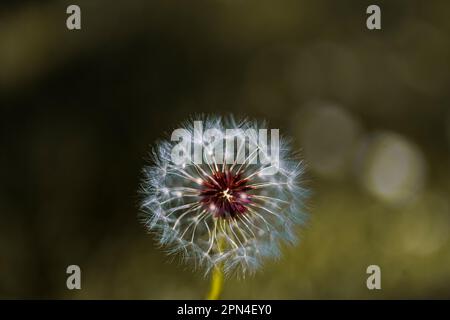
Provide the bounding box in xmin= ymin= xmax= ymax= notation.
xmin=0 ymin=0 xmax=449 ymax=298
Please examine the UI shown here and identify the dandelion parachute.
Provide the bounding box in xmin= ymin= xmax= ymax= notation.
xmin=140 ymin=115 xmax=308 ymax=277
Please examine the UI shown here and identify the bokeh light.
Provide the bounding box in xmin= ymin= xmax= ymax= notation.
xmin=358 ymin=132 xmax=426 ymax=206
xmin=292 ymin=102 xmax=362 ymax=179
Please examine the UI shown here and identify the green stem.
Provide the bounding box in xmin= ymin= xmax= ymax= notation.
xmin=206 ymin=265 xmax=224 ymax=300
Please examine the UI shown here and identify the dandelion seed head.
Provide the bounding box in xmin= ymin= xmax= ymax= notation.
xmin=140 ymin=115 xmax=308 ymax=277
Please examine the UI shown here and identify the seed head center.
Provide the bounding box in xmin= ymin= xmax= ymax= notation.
xmin=222 ymin=188 xmax=233 ymax=201
xmin=199 ymin=170 xmax=254 ymax=219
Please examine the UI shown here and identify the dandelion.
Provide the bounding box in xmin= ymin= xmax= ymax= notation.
xmin=139 ymin=115 xmax=308 ymax=298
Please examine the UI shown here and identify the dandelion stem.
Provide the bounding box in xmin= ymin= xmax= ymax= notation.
xmin=206 ymin=236 xmax=224 ymax=300
xmin=206 ymin=264 xmax=224 ymax=300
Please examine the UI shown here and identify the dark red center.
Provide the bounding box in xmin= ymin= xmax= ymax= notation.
xmin=199 ymin=170 xmax=253 ymax=219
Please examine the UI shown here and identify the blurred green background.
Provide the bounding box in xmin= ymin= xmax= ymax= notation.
xmin=0 ymin=0 xmax=449 ymax=299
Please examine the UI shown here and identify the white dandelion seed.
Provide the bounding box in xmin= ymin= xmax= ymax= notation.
xmin=139 ymin=115 xmax=308 ymax=277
